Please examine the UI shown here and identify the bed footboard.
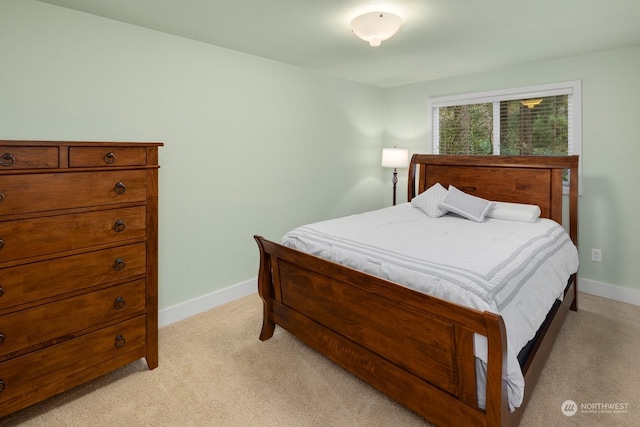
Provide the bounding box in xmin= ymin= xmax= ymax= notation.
xmin=255 ymin=235 xmax=509 ymax=426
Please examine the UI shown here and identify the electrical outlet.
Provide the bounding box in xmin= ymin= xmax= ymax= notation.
xmin=591 ymin=248 xmax=602 ymax=262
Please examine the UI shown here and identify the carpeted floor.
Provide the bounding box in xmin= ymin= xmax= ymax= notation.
xmin=1 ymin=292 xmax=638 ymax=426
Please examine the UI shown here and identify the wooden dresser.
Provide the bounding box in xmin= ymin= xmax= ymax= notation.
xmin=0 ymin=140 xmax=162 ymax=417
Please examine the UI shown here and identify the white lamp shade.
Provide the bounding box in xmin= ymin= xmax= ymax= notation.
xmin=350 ymin=11 xmax=403 ymax=47
xmin=381 ymin=148 xmax=409 ymax=168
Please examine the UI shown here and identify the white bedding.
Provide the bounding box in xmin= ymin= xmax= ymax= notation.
xmin=281 ymin=203 xmax=579 ymax=410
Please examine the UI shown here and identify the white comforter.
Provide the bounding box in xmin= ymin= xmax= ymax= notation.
xmin=281 ymin=203 xmax=579 ymax=409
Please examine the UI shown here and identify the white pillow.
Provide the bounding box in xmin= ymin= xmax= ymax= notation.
xmin=486 ymin=201 xmax=541 ymax=223
xmin=438 ymin=185 xmax=495 ymax=222
xmin=411 ymin=183 xmax=449 ymax=218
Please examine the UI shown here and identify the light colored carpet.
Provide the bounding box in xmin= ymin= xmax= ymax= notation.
xmin=1 ymin=292 xmax=638 ymax=426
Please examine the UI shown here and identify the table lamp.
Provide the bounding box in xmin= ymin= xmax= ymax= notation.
xmin=381 ymin=147 xmax=409 ymax=205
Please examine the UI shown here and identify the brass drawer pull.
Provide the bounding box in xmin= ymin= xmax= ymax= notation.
xmin=0 ymin=153 xmax=15 ymax=166
xmin=0 ymin=287 xmax=3 ymax=297
xmin=0 ymin=192 xmax=4 ymax=203
xmin=0 ymin=239 xmax=4 ymax=249
xmin=0 ymin=333 xmax=5 ymax=345
xmin=114 ymin=220 xmax=126 ymax=233
xmin=113 ymin=258 xmax=126 ymax=271
xmin=114 ymin=296 xmax=126 ymax=310
xmin=114 ymin=334 xmax=126 ymax=349
xmin=104 ymin=152 xmax=117 ymax=164
xmin=114 ymin=182 xmax=126 ymax=194
xmin=0 ymin=379 xmax=5 ymax=393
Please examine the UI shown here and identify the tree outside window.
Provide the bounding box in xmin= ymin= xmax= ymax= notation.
xmin=437 ymin=95 xmax=568 ymax=156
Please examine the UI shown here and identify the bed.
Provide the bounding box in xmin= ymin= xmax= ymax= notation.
xmin=254 ymin=154 xmax=579 ymax=426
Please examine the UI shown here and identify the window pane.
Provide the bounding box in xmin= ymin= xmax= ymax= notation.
xmin=429 ymin=81 xmax=581 ymax=193
xmin=500 ymin=95 xmax=568 ymax=156
xmin=438 ymin=103 xmax=493 ymax=154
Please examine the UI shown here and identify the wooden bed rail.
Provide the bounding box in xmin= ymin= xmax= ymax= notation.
xmin=255 ymin=235 xmax=510 ymax=426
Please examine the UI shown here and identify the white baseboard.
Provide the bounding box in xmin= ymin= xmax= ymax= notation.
xmin=159 ymin=278 xmax=257 ymax=327
xmin=579 ymin=277 xmax=640 ymax=307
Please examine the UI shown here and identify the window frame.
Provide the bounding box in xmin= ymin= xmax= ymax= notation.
xmin=428 ymin=81 xmax=582 ymax=194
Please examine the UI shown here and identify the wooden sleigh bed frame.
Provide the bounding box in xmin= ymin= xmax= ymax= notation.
xmin=255 ymin=154 xmax=579 ymax=426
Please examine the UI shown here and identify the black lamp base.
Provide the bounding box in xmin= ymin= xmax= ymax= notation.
xmin=392 ymin=168 xmax=398 ymax=206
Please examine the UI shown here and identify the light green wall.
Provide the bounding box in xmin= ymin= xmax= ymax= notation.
xmin=385 ymin=45 xmax=640 ymax=293
xmin=2 ymin=1 xmax=638 ymax=307
xmin=0 ymin=0 xmax=385 ymax=309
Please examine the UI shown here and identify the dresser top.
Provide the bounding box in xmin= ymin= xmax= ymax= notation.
xmin=0 ymin=140 xmax=163 ymax=147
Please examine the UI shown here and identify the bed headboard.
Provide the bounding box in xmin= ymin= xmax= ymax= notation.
xmin=408 ymin=154 xmax=579 ymax=245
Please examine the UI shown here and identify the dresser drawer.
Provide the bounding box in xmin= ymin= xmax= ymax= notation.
xmin=0 ymin=206 xmax=146 ymax=263
xmin=0 ymin=316 xmax=146 ymax=405
xmin=0 ymin=170 xmax=147 ymax=216
xmin=0 ymin=147 xmax=58 ymax=170
xmin=69 ymin=147 xmax=147 ymax=167
xmin=0 ymin=280 xmax=146 ymax=358
xmin=0 ymin=243 xmax=146 ymax=309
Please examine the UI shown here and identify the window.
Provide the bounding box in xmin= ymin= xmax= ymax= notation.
xmin=428 ymin=81 xmax=582 ymax=190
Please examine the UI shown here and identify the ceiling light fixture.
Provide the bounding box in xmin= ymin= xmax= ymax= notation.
xmin=521 ymin=99 xmax=543 ymax=109
xmin=350 ymin=11 xmax=403 ymax=47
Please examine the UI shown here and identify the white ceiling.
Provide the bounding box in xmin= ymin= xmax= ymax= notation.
xmin=37 ymin=0 xmax=640 ymax=87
